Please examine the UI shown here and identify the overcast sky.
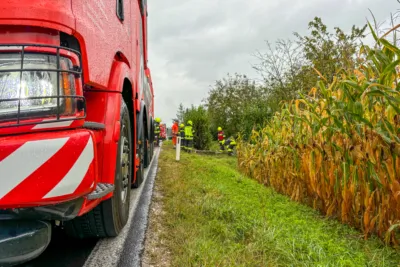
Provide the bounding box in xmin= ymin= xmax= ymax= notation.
xmin=148 ymin=0 xmax=399 ymax=126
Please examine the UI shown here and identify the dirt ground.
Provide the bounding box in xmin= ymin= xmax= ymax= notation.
xmin=141 ymin=166 xmax=171 ymax=267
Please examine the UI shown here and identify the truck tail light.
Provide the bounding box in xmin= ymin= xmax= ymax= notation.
xmin=0 ymin=44 xmax=85 ymax=131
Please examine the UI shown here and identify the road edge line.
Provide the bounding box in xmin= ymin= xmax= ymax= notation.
xmin=83 ymin=147 xmax=160 ymax=267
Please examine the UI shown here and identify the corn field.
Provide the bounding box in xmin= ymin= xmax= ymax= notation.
xmin=237 ymin=25 xmax=400 ymax=245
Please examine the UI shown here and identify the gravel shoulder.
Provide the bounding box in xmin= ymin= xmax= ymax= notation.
xmin=142 ymin=160 xmax=171 ymax=267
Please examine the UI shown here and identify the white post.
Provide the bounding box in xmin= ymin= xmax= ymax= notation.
xmin=176 ymin=136 xmax=181 ymax=161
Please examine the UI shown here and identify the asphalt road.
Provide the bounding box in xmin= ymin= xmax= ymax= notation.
xmin=20 ymin=147 xmax=161 ymax=267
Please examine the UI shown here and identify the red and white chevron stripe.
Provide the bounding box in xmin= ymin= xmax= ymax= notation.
xmin=0 ymin=130 xmax=97 ymax=207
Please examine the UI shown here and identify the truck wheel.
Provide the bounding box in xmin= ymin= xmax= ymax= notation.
xmin=65 ymin=97 xmax=132 ymax=238
xmin=144 ymin=135 xmax=150 ymax=168
xmin=143 ymin=122 xmax=150 ymax=168
xmin=133 ymin=114 xmax=144 ymax=188
xmin=148 ymin=143 xmax=153 ymax=162
xmin=150 ymin=123 xmax=154 ymax=158
xmin=150 ymin=138 xmax=154 ymax=160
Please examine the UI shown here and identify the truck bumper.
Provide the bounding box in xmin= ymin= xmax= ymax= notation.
xmin=0 ymin=130 xmax=98 ymax=209
xmin=0 ymin=220 xmax=51 ymax=267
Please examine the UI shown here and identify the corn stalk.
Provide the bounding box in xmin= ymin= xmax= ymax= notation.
xmin=238 ymin=24 xmax=400 ymax=245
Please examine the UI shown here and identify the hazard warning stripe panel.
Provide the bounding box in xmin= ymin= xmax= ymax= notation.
xmin=0 ymin=130 xmax=97 ymax=208
xmin=44 ymin=137 xmax=94 ymax=198
xmin=0 ymin=137 xmax=69 ymax=199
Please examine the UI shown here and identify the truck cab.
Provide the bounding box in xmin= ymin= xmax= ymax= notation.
xmin=0 ymin=0 xmax=154 ymax=265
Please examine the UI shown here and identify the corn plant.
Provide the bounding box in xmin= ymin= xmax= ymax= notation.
xmin=238 ymin=24 xmax=400 ymax=245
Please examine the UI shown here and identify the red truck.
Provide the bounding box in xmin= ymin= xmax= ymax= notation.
xmin=0 ymin=1 xmax=155 ymax=265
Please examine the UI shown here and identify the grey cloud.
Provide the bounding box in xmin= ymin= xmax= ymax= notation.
xmin=148 ymin=0 xmax=399 ymax=125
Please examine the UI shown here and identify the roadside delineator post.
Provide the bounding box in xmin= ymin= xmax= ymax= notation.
xmin=176 ymin=137 xmax=181 ymax=161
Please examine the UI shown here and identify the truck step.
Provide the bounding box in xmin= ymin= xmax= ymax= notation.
xmin=87 ymin=183 xmax=115 ymax=200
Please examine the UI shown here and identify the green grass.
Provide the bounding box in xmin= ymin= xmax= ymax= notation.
xmin=156 ymin=144 xmax=400 ymax=267
xmin=208 ymin=140 xmax=221 ymax=151
xmin=162 ymin=139 xmax=172 ymax=146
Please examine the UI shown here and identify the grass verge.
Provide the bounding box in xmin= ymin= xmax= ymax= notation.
xmin=154 ymin=144 xmax=400 ymax=267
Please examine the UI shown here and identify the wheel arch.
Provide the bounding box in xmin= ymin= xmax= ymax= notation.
xmin=99 ymin=61 xmax=135 ymax=200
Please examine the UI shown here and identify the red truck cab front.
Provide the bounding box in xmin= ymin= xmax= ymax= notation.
xmin=0 ymin=1 xmax=155 ymax=265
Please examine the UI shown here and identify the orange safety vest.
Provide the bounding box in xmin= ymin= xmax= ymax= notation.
xmin=172 ymin=123 xmax=179 ymax=135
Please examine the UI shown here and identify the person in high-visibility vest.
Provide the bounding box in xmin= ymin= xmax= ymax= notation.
xmin=217 ymin=127 xmax=225 ymax=152
xmin=184 ymin=120 xmax=194 ymax=151
xmin=154 ymin=117 xmax=161 ymax=146
xmin=179 ymin=123 xmax=185 ymax=150
xmin=171 ymin=119 xmax=179 ymax=148
xmin=225 ymin=136 xmax=237 ymax=156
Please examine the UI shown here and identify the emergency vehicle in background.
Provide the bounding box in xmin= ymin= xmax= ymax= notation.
xmin=159 ymin=123 xmax=167 ymax=140
xmin=0 ymin=0 xmax=155 ymax=265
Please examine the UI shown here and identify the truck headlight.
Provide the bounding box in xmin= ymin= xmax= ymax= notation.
xmin=0 ymin=53 xmax=77 ymax=121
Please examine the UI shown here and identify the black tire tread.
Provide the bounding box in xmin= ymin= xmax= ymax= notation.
xmin=64 ymin=203 xmax=108 ymax=238
xmin=133 ymin=113 xmax=145 ymax=188
xmin=144 ymin=135 xmax=150 ymax=168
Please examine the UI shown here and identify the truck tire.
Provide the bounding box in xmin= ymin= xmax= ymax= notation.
xmin=132 ymin=114 xmax=144 ymax=188
xmin=150 ymin=139 xmax=154 ymax=160
xmin=65 ymin=97 xmax=132 ymax=238
xmin=144 ymin=128 xmax=150 ymax=168
xmin=149 ymin=122 xmax=154 ymax=159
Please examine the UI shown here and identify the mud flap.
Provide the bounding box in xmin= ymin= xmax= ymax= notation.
xmin=0 ymin=220 xmax=51 ymax=266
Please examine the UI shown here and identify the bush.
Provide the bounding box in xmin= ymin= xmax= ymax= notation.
xmin=183 ymin=105 xmax=212 ymax=150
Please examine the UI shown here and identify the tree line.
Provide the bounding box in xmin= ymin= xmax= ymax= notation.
xmin=178 ymin=15 xmax=397 ymax=150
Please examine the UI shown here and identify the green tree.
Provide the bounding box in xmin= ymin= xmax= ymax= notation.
xmin=205 ymin=73 xmax=270 ymax=138
xmin=176 ymin=103 xmax=185 ymax=123
xmin=179 ymin=105 xmax=212 ymax=150
xmin=203 ymin=17 xmax=367 ymax=142
xmin=253 ymin=39 xmax=306 ymax=105
xmin=239 ymin=98 xmax=273 ymax=137
xmin=252 ymin=18 xmax=366 ymax=109
xmin=294 ymin=17 xmax=367 ymax=82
